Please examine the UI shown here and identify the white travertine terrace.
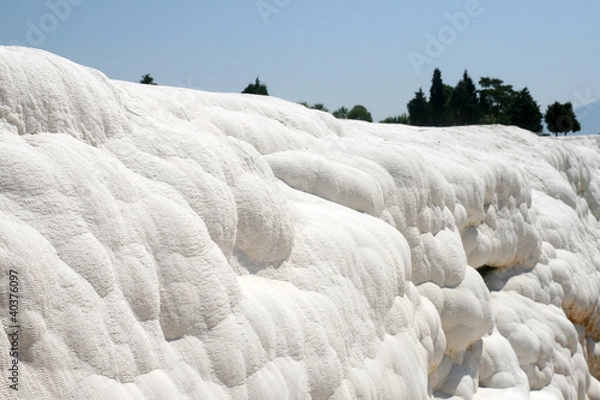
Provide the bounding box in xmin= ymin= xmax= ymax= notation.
xmin=0 ymin=47 xmax=599 ymax=399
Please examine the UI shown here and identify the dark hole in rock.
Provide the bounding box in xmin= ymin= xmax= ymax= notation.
xmin=476 ymin=264 xmax=495 ymax=280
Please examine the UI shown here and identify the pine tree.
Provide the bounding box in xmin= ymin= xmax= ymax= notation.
xmin=509 ymin=88 xmax=543 ymax=133
xmin=429 ymin=68 xmax=447 ymax=126
xmin=333 ymin=106 xmax=349 ymax=119
xmin=139 ymin=73 xmax=157 ymax=85
xmin=310 ymin=103 xmax=329 ymax=112
xmin=407 ymin=88 xmax=429 ymax=126
xmin=242 ymin=77 xmax=269 ymax=95
xmin=478 ymin=77 xmax=515 ymax=125
xmin=449 ymin=70 xmax=479 ymax=125
xmin=442 ymin=84 xmax=454 ymax=125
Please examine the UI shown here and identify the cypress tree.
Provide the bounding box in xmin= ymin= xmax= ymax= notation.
xmin=429 ymin=68 xmax=447 ymax=126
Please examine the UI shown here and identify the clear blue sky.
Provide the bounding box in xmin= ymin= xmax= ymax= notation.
xmin=2 ymin=0 xmax=599 ymax=124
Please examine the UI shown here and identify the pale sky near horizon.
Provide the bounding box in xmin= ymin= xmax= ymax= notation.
xmin=2 ymin=0 xmax=599 ymax=128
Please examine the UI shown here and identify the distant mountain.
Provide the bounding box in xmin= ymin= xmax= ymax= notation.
xmin=575 ymin=100 xmax=600 ymax=135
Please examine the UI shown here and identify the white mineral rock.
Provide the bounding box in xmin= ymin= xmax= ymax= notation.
xmin=0 ymin=47 xmax=598 ymax=399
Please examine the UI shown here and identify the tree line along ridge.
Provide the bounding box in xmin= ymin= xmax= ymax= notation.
xmin=138 ymin=71 xmax=580 ymax=136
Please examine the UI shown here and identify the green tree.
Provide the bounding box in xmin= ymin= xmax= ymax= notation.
xmin=442 ymin=84 xmax=454 ymax=125
xmin=407 ymin=88 xmax=430 ymax=126
xmin=347 ymin=105 xmax=373 ymax=122
xmin=509 ymin=88 xmax=543 ymax=133
xmin=380 ymin=113 xmax=410 ymax=124
xmin=333 ymin=106 xmax=349 ymax=119
xmin=310 ymin=103 xmax=329 ymax=112
xmin=449 ymin=70 xmax=479 ymax=125
xmin=242 ymin=77 xmax=269 ymax=95
xmin=478 ymin=77 xmax=515 ymax=125
xmin=545 ymin=102 xmax=581 ymax=136
xmin=429 ymin=68 xmax=447 ymax=126
xmin=139 ymin=73 xmax=157 ymax=85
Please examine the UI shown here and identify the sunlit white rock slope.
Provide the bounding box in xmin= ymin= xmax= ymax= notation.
xmin=0 ymin=47 xmax=599 ymax=400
